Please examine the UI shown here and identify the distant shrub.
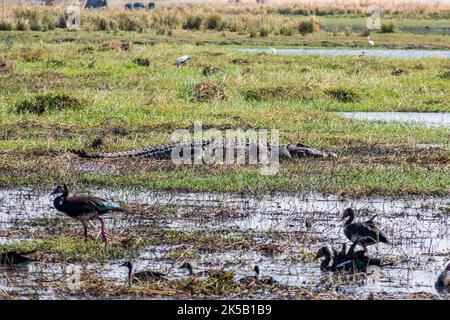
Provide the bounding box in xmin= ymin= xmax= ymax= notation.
xmin=16 ymin=18 xmax=30 ymax=31
xmin=41 ymin=15 xmax=57 ymax=31
xmin=298 ymin=16 xmax=320 ymax=34
xmin=15 ymin=93 xmax=85 ymax=115
xmin=298 ymin=21 xmax=312 ymax=34
xmin=116 ymin=13 xmax=146 ymax=32
xmin=202 ymin=65 xmax=223 ymax=76
xmin=360 ymin=27 xmax=370 ymax=37
xmin=30 ymin=19 xmax=42 ymax=31
xmin=325 ymin=87 xmax=360 ymax=103
xmin=279 ymin=25 xmax=295 ymax=36
xmin=0 ymin=18 xmax=14 ymax=31
xmin=391 ymin=67 xmax=409 ymax=75
xmin=381 ymin=22 xmax=395 ymax=33
xmin=134 ymin=57 xmax=150 ymax=66
xmin=206 ymin=14 xmax=222 ymax=30
xmin=57 ymin=15 xmax=67 ymax=28
xmin=183 ymin=15 xmax=202 ymax=30
xmin=96 ymin=17 xmax=110 ymax=31
xmin=259 ymin=26 xmax=271 ymax=37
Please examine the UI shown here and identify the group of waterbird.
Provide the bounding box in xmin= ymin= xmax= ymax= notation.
xmin=4 ymin=183 xmax=448 ymax=293
xmin=0 ymin=183 xmax=448 ymax=293
xmin=314 ymin=208 xmax=391 ymax=273
xmin=117 ymin=260 xmax=276 ymax=288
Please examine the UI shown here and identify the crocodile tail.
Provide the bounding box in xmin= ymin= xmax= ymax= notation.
xmin=69 ymin=147 xmax=156 ymax=158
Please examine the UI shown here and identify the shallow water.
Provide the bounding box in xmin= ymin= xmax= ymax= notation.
xmin=0 ymin=188 xmax=448 ymax=299
xmin=336 ymin=112 xmax=450 ymax=128
xmin=239 ymin=48 xmax=450 ymax=59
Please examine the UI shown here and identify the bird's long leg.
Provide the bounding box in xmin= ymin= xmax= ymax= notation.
xmin=349 ymin=240 xmax=358 ymax=255
xmin=98 ymin=217 xmax=108 ymax=244
xmin=81 ymin=220 xmax=89 ymax=242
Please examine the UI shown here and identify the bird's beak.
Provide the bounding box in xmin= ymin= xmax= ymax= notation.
xmin=340 ymin=214 xmax=346 ymax=221
xmin=50 ymin=189 xmax=58 ymax=195
xmin=119 ymin=262 xmax=127 ymax=267
xmin=313 ymin=253 xmax=320 ymax=260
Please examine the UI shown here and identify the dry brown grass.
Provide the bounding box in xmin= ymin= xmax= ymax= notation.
xmin=0 ymin=3 xmax=447 ymax=34
xmin=194 ymin=80 xmax=228 ymax=102
xmin=100 ymin=40 xmax=133 ymax=52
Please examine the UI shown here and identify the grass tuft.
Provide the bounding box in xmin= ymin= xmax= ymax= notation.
xmin=194 ymin=80 xmax=228 ymax=102
xmin=325 ymin=87 xmax=360 ymax=103
xmin=15 ymin=93 xmax=85 ymax=115
xmin=0 ymin=58 xmax=14 ymax=72
xmin=243 ymin=85 xmax=313 ymax=101
xmin=134 ymin=57 xmax=151 ymax=67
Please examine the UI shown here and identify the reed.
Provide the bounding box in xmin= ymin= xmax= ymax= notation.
xmin=0 ymin=3 xmax=447 ymax=34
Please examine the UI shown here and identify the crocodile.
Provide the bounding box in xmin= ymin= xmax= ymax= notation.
xmin=70 ymin=140 xmax=337 ymax=161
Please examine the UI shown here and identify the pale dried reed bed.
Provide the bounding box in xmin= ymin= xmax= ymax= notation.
xmin=0 ymin=2 xmax=448 ymax=33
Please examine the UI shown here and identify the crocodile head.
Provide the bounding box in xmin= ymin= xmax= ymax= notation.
xmin=286 ymin=144 xmax=337 ymax=158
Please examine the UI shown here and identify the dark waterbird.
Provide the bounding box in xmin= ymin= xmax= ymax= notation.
xmin=120 ymin=261 xmax=166 ymax=282
xmin=0 ymin=250 xmax=36 ymax=268
xmin=239 ymin=265 xmax=277 ymax=286
xmin=435 ymin=263 xmax=450 ymax=293
xmin=239 ymin=265 xmax=259 ymax=286
xmin=179 ymin=262 xmax=224 ymax=277
xmin=341 ymin=208 xmax=390 ymax=252
xmin=314 ymin=247 xmax=335 ymax=271
xmin=333 ymin=241 xmax=393 ymax=272
xmin=51 ymin=184 xmax=127 ymax=244
xmin=254 ymin=265 xmax=277 ymax=285
xmin=315 ymin=243 xmax=392 ymax=273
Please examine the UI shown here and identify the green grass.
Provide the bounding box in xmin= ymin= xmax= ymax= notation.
xmin=0 ymin=237 xmax=145 ymax=262
xmin=0 ymin=30 xmax=448 ymax=196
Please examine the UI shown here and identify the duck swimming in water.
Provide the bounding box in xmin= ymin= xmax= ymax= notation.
xmin=120 ymin=261 xmax=166 ymax=282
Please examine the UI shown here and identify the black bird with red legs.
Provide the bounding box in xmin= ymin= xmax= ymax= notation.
xmin=51 ymin=184 xmax=127 ymax=244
